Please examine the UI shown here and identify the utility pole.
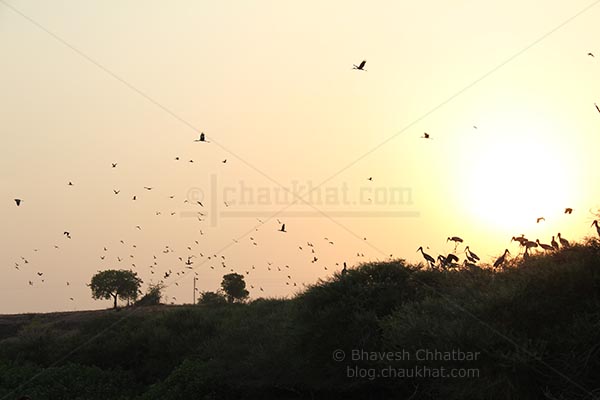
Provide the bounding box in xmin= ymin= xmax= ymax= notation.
xmin=193 ymin=276 xmax=197 ymax=304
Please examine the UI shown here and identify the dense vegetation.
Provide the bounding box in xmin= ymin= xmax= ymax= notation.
xmin=1 ymin=240 xmax=600 ymax=399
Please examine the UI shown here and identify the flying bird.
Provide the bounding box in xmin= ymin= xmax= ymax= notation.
xmin=536 ymin=217 xmax=545 ymax=223
xmin=112 ymin=163 xmax=118 ymax=168
xmin=14 ymin=199 xmax=22 ymax=206
xmin=564 ymin=208 xmax=573 ymax=214
xmin=222 ymin=159 xmax=227 ymax=164
xmin=113 ymin=190 xmax=120 ymax=195
xmin=589 ymin=52 xmax=595 ymax=57
xmin=352 ymin=60 xmax=367 ymax=71
xmin=63 ymin=231 xmax=71 ymax=239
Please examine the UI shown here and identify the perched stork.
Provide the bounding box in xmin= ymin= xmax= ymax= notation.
xmin=511 ymin=236 xmax=528 ymax=246
xmin=447 ymin=236 xmax=463 ymax=251
xmin=417 ymin=246 xmax=435 ymax=267
xmin=557 ymin=232 xmax=569 ymax=247
xmin=493 ymin=249 xmax=510 ymax=268
xmin=536 ymin=239 xmax=553 ymax=252
xmin=465 ymin=246 xmax=480 ymax=261
xmin=551 ymin=236 xmax=559 ymax=251
xmin=591 ymin=220 xmax=600 ymax=238
xmin=523 ymin=240 xmax=538 ymax=252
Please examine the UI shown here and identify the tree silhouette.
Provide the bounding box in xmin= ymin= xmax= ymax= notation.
xmin=221 ymin=273 xmax=249 ymax=303
xmin=197 ymin=290 xmax=227 ymax=306
xmin=136 ymin=282 xmax=165 ymax=306
xmin=90 ymin=269 xmax=142 ymax=309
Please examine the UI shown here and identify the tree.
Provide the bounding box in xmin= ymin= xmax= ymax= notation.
xmin=135 ymin=282 xmax=164 ymax=306
xmin=197 ymin=290 xmax=227 ymax=306
xmin=90 ymin=269 xmax=142 ymax=309
xmin=221 ymin=273 xmax=249 ymax=303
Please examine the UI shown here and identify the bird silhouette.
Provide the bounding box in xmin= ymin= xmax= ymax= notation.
xmin=417 ymin=246 xmax=435 ymax=267
xmin=493 ymin=249 xmax=510 ymax=268
xmin=589 ymin=52 xmax=595 ymax=57
xmin=63 ymin=231 xmax=71 ymax=239
xmin=352 ymin=60 xmax=367 ymax=71
xmin=421 ymin=132 xmax=430 ymax=139
xmin=14 ymin=199 xmax=22 ymax=206
xmin=194 ymin=132 xmax=207 ymax=142
xmin=536 ymin=217 xmax=545 ymax=223
xmin=551 ymin=236 xmax=559 ymax=251
xmin=591 ymin=221 xmax=600 ymax=238
xmin=68 ymin=181 xmax=73 ymax=186
xmin=536 ymin=239 xmax=553 ymax=252
xmin=279 ymin=223 xmax=286 ymax=232
xmin=113 ymin=190 xmax=120 ymax=195
xmin=595 ymin=103 xmax=600 ymax=114
xmin=564 ymin=208 xmax=573 ymax=214
xmin=464 ymin=246 xmax=480 ymax=261
xmin=557 ymin=233 xmax=569 ymax=247
xmin=341 ymin=262 xmax=348 ymax=276
xmin=112 ymin=163 xmax=118 ymax=168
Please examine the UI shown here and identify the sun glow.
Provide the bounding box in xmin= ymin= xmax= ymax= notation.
xmin=460 ymin=115 xmax=579 ymax=233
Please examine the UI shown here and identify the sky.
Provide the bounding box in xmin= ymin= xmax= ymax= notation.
xmin=2 ymin=0 xmax=600 ymax=314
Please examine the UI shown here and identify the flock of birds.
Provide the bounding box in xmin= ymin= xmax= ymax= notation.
xmin=416 ymin=211 xmax=600 ymax=271
xmin=8 ymin=56 xmax=600 ymax=310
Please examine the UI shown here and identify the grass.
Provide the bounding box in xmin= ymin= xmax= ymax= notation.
xmin=1 ymin=239 xmax=600 ymax=399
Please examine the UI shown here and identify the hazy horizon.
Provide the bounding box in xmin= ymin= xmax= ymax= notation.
xmin=2 ymin=0 xmax=600 ymax=314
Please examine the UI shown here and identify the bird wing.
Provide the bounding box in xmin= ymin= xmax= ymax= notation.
xmin=359 ymin=60 xmax=366 ymax=69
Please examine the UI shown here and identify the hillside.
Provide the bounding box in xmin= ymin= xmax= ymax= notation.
xmin=1 ymin=240 xmax=600 ymax=400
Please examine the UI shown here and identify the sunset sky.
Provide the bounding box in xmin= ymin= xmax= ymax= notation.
xmin=2 ymin=0 xmax=600 ymax=314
